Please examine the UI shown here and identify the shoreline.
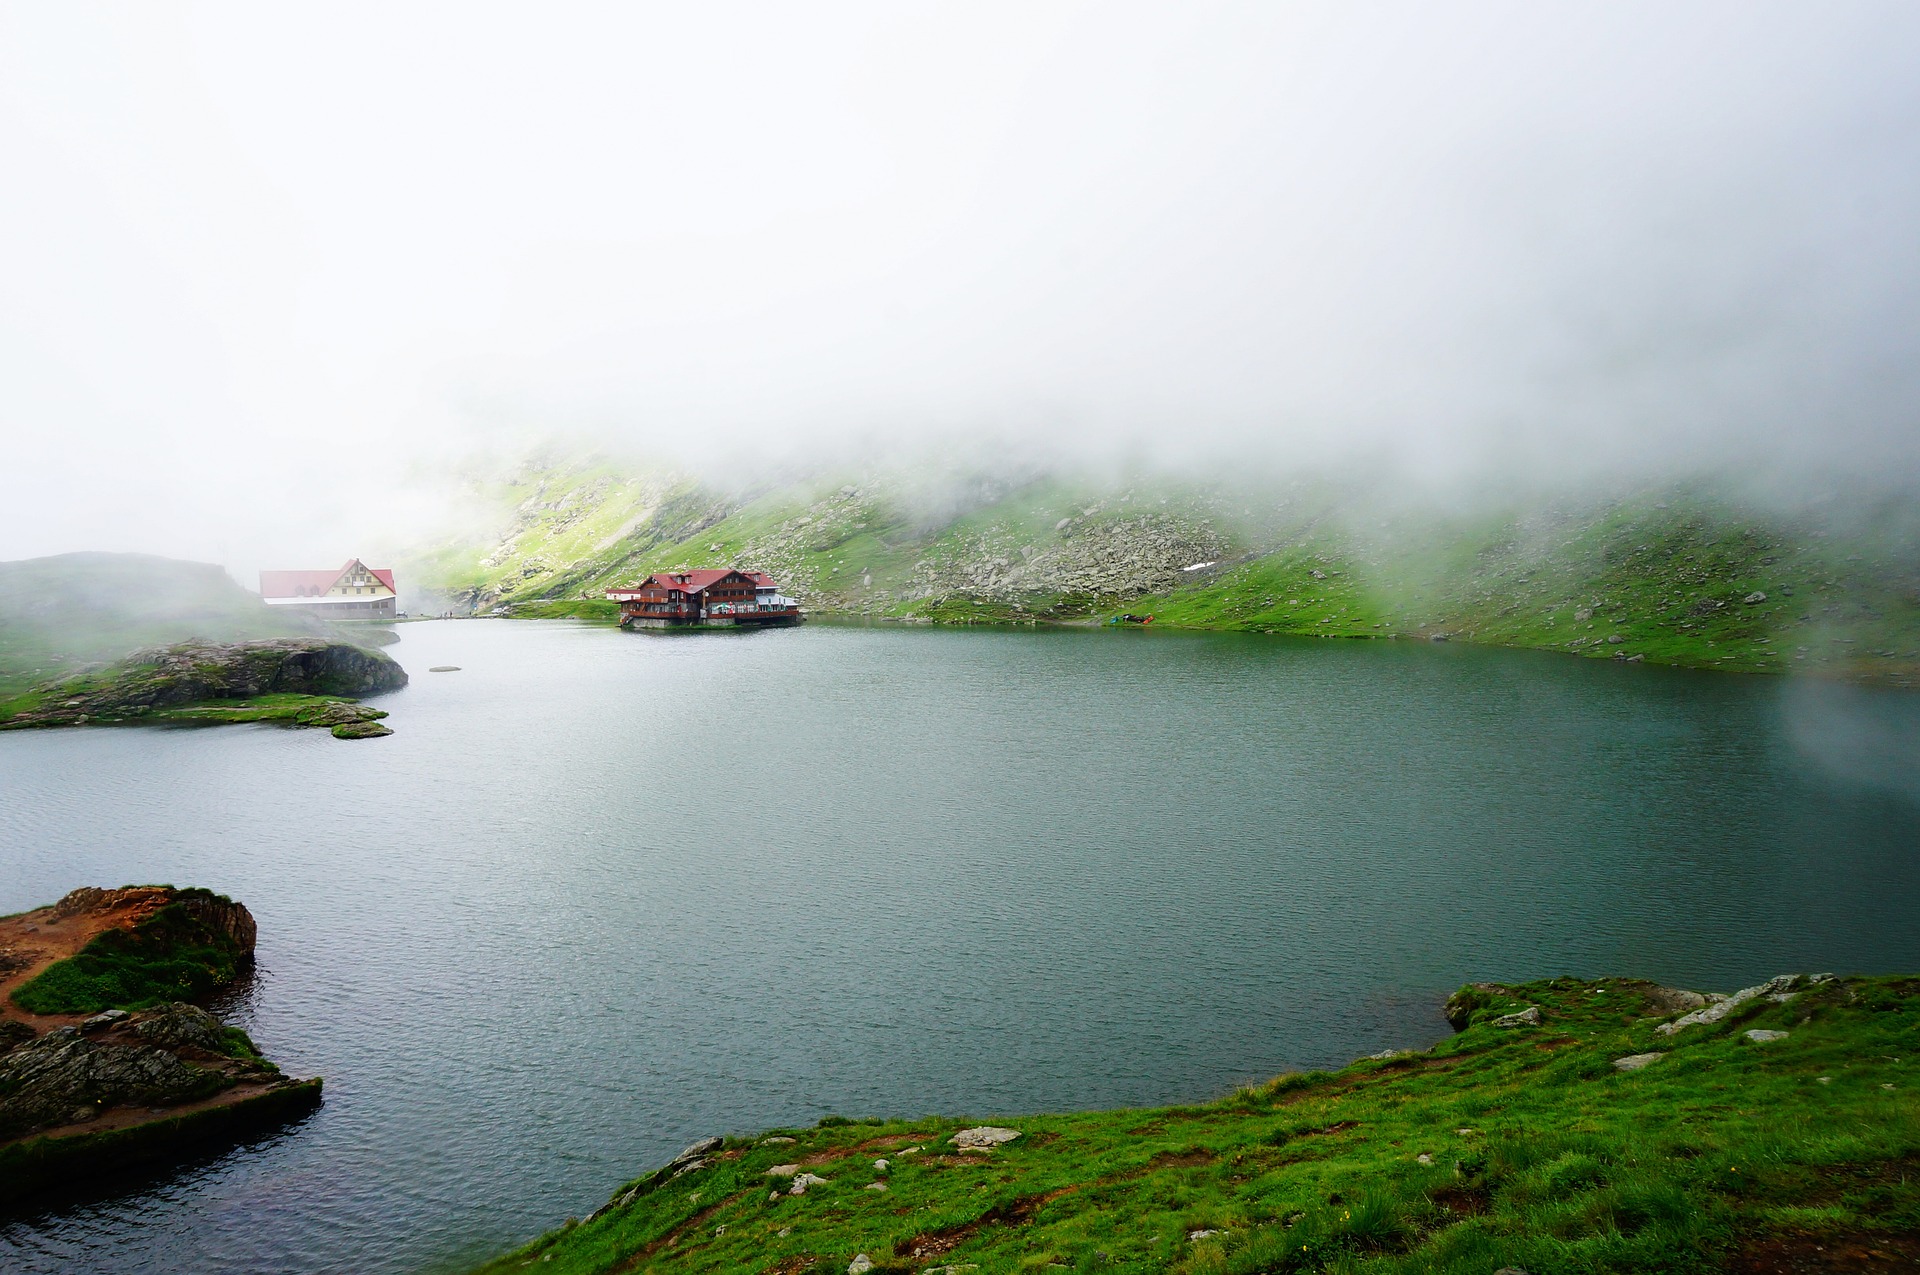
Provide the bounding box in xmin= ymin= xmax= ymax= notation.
xmin=469 ymin=972 xmax=1920 ymax=1275
xmin=484 ymin=606 xmax=1920 ymax=689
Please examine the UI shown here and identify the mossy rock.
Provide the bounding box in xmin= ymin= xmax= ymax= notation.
xmin=330 ymin=720 xmax=393 ymax=739
xmin=292 ymin=702 xmax=385 ymax=729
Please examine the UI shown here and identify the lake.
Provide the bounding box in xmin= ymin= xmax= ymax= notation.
xmin=2 ymin=619 xmax=1918 ymax=1274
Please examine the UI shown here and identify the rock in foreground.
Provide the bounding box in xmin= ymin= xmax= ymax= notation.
xmin=0 ymin=886 xmax=320 ymax=1195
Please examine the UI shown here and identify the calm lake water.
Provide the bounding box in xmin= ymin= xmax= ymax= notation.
xmin=2 ymin=620 xmax=1918 ymax=1274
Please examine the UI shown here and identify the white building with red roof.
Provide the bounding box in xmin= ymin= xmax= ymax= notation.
xmin=259 ymin=559 xmax=398 ymax=619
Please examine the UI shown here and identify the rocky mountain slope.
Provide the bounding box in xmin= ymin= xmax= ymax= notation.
xmin=398 ymin=455 xmax=1920 ymax=683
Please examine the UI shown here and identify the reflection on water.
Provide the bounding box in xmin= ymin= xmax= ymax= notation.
xmin=1 ymin=620 xmax=1916 ymax=1274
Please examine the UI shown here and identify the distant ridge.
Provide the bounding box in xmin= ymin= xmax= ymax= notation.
xmin=0 ymin=552 xmax=328 ymax=694
xmin=396 ymin=456 xmax=1920 ymax=684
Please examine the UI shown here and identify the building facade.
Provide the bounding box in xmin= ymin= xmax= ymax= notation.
xmin=605 ymin=569 xmax=801 ymax=628
xmin=259 ymin=559 xmax=399 ymax=619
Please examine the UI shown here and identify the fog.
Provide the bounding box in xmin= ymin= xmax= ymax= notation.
xmin=2 ymin=2 xmax=1918 ymax=572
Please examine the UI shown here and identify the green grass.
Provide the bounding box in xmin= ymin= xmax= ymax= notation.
xmin=11 ymin=890 xmax=253 ymax=1015
xmin=1130 ymin=491 xmax=1920 ymax=684
xmin=502 ymin=599 xmax=623 ymax=621
xmin=0 ymin=689 xmax=357 ymax=730
xmin=403 ymin=456 xmax=1920 ymax=684
xmin=471 ymin=975 xmax=1920 ymax=1275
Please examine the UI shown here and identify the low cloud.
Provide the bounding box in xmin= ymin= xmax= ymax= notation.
xmin=2 ymin=2 xmax=1918 ymax=568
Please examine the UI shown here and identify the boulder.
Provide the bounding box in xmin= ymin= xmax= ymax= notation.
xmin=789 ymin=1172 xmax=829 ymax=1195
xmin=849 ymin=1255 xmax=873 ymax=1274
xmin=1657 ymin=975 xmax=1800 ymax=1036
xmin=291 ymin=702 xmax=387 ymax=730
xmin=1443 ymin=982 xmax=1506 ymax=1030
xmin=949 ymin=1126 xmax=1022 ymax=1149
xmin=80 ymin=1009 xmax=129 ymax=1033
xmin=767 ymin=1164 xmax=800 ymax=1177
xmin=1492 ymin=1006 xmax=1543 ymax=1028
xmin=1613 ymin=1052 xmax=1665 ymax=1072
xmin=331 ymin=720 xmax=394 ymax=740
xmin=131 ymin=1003 xmax=229 ymax=1053
xmin=0 ymin=1020 xmax=35 ymax=1057
xmin=1640 ymin=986 xmax=1709 ymax=1015
xmin=1745 ymin=1029 xmax=1790 ymax=1044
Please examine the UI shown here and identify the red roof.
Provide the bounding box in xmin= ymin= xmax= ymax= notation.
xmin=260 ymin=559 xmax=395 ymax=599
xmin=612 ymin=569 xmax=779 ymax=597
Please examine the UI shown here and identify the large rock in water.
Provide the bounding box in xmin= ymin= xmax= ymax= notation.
xmin=98 ymin=638 xmax=406 ymax=702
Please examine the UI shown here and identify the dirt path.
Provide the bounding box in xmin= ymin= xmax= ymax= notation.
xmin=0 ymin=886 xmax=175 ymax=1028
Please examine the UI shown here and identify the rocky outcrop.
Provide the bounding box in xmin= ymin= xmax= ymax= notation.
xmin=0 ymin=1020 xmax=34 ymax=1056
xmin=51 ymin=885 xmax=256 ymax=963
xmin=949 ymin=1126 xmax=1022 ymax=1149
xmin=0 ymin=1026 xmax=222 ymax=1139
xmin=1 ymin=639 xmax=406 ymax=729
xmin=11 ymin=886 xmax=256 ymax=1015
xmin=1656 ymin=974 xmax=1811 ymax=1036
xmin=1443 ymin=983 xmax=1507 ymax=1031
xmin=130 ymin=1002 xmax=229 ymax=1052
xmin=0 ymin=887 xmax=317 ymax=1192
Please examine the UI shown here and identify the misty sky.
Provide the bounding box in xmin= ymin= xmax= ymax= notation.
xmin=3 ymin=2 xmax=1919 ymax=569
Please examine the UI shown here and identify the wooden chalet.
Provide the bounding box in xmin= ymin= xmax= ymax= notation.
xmin=605 ymin=569 xmax=801 ymax=629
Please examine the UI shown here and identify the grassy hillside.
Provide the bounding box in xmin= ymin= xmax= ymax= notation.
xmin=473 ymin=973 xmax=1920 ymax=1275
xmin=400 ymin=458 xmax=1920 ymax=684
xmin=0 ymin=553 xmax=326 ymax=695
xmin=1132 ymin=490 xmax=1920 ymax=685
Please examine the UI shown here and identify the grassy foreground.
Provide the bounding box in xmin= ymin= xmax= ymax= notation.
xmin=474 ymin=975 xmax=1919 ymax=1275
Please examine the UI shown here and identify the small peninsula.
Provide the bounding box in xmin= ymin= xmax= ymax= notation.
xmin=476 ymin=974 xmax=1919 ymax=1275
xmin=0 ymin=885 xmax=320 ymax=1196
xmin=0 ymin=637 xmax=407 ymax=738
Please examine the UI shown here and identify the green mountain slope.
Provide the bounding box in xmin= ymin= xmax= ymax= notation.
xmin=399 ymin=457 xmax=1920 ymax=684
xmin=0 ymin=553 xmax=327 ymax=695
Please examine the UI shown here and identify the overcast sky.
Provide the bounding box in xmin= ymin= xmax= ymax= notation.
xmin=3 ymin=2 xmax=1918 ymax=568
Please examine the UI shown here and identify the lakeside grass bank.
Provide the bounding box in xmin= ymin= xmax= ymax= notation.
xmin=472 ymin=975 xmax=1919 ymax=1275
